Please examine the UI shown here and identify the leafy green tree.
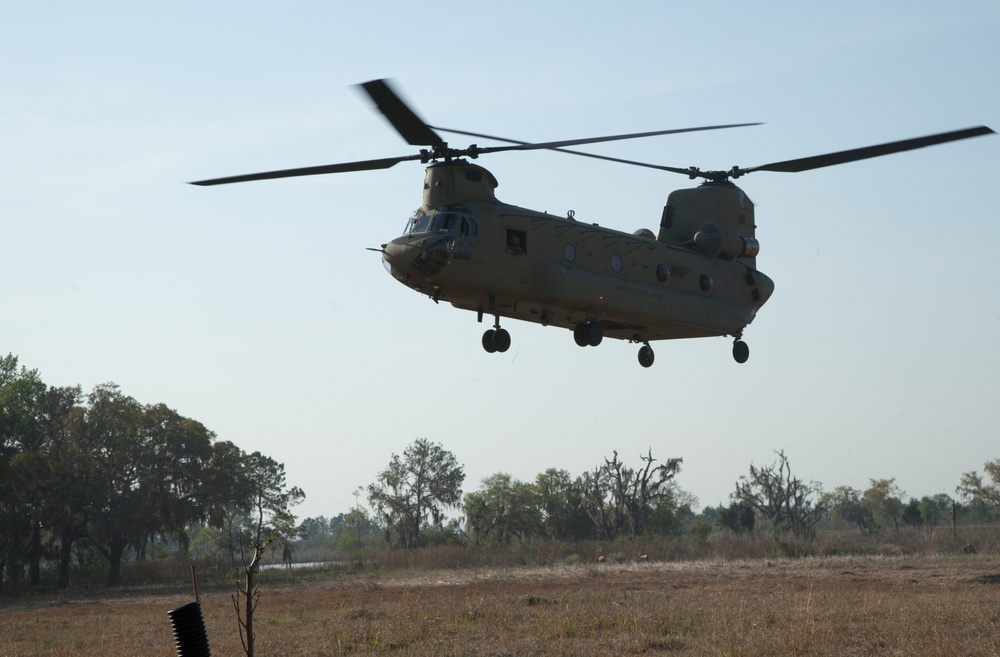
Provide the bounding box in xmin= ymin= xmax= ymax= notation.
xmin=863 ymin=479 xmax=905 ymax=536
xmin=716 ymin=500 xmax=757 ymax=534
xmin=534 ymin=468 xmax=592 ymax=541
xmin=338 ymin=508 xmax=376 ymax=554
xmin=423 ymin=519 xmax=465 ymax=547
xmin=31 ymin=384 xmax=88 ymax=589
xmin=298 ymin=516 xmax=333 ymax=541
xmin=80 ymin=383 xmax=148 ymax=586
xmin=45 ymin=407 xmax=93 ymax=588
xmin=0 ymin=355 xmax=47 ymax=589
xmin=138 ymin=403 xmax=215 ymax=554
xmin=919 ymin=494 xmax=952 ymax=532
xmin=367 ymin=438 xmax=464 ymax=548
xmin=243 ymin=451 xmax=305 ymax=545
xmin=901 ymin=498 xmax=923 ymax=528
xmin=464 ymin=473 xmax=542 ymax=545
xmin=0 ymin=355 xmax=44 ymax=451
xmin=645 ymin=484 xmax=697 ymax=536
xmin=0 ymin=356 xmax=309 ymax=589
xmin=84 ymin=385 xmax=215 ymax=581
xmin=957 ymin=459 xmax=1000 ymax=515
xmin=821 ymin=486 xmax=876 ymax=536
xmin=200 ymin=442 xmax=304 ymax=565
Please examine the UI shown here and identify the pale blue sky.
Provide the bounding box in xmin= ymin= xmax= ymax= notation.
xmin=3 ymin=2 xmax=998 ymax=520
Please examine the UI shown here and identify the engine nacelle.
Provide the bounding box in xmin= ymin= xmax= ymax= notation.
xmin=693 ymin=223 xmax=760 ymax=260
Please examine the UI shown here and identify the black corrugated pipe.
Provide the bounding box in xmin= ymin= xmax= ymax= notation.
xmin=167 ymin=602 xmax=211 ymax=657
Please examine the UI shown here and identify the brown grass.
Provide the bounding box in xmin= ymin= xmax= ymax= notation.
xmin=3 ymin=553 xmax=1000 ymax=656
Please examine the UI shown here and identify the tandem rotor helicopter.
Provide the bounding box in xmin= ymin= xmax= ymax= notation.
xmin=192 ymin=80 xmax=993 ymax=367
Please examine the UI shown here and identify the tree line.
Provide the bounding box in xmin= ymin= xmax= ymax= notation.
xmin=718 ymin=450 xmax=1000 ymax=539
xmin=361 ymin=438 xmax=691 ymax=549
xmin=6 ymin=351 xmax=999 ymax=589
xmin=356 ymin=440 xmax=1000 ymax=550
xmin=0 ymin=355 xmax=304 ymax=590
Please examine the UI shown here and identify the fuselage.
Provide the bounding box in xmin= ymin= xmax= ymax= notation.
xmin=382 ymin=160 xmax=774 ymax=346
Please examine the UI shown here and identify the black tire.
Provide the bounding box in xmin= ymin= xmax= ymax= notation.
xmin=586 ymin=322 xmax=603 ymax=347
xmin=638 ymin=345 xmax=655 ymax=368
xmin=573 ymin=324 xmax=589 ymax=347
xmin=482 ymin=329 xmax=498 ymax=353
xmin=493 ymin=328 xmax=511 ymax=353
xmin=733 ymin=340 xmax=749 ymax=364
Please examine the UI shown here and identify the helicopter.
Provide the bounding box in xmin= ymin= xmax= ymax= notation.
xmin=192 ymin=80 xmax=993 ymax=367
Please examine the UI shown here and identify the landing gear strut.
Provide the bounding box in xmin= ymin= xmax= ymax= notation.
xmin=573 ymin=321 xmax=603 ymax=347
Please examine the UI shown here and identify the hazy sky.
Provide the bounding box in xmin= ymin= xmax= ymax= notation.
xmin=3 ymin=2 xmax=998 ymax=521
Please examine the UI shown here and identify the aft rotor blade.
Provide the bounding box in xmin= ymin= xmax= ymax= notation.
xmin=359 ymin=79 xmax=446 ymax=149
xmin=744 ymin=126 xmax=995 ymax=174
xmin=189 ymin=155 xmax=416 ymax=186
xmin=467 ymin=124 xmax=763 ymax=156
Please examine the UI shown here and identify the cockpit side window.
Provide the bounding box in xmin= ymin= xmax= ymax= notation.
xmin=406 ymin=204 xmax=478 ymax=237
xmin=460 ymin=217 xmax=478 ymax=238
xmin=430 ymin=213 xmax=457 ymax=233
xmin=406 ymin=211 xmax=432 ymax=234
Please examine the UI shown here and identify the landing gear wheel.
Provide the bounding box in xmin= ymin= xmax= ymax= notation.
xmin=573 ymin=322 xmax=603 ymax=347
xmin=482 ymin=328 xmax=511 ymax=354
xmin=586 ymin=322 xmax=603 ymax=347
xmin=493 ymin=328 xmax=511 ymax=353
xmin=638 ymin=344 xmax=655 ymax=368
xmin=732 ymin=340 xmax=749 ymax=364
xmin=482 ymin=329 xmax=498 ymax=353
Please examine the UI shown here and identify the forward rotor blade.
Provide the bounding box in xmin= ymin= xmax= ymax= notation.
xmin=744 ymin=125 xmax=995 ymax=174
xmin=359 ymin=79 xmax=445 ymax=149
xmin=189 ymin=155 xmax=416 ymax=186
xmin=433 ymin=125 xmax=701 ymax=174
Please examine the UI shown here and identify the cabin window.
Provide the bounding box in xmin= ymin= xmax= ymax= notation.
xmin=506 ymin=229 xmax=527 ymax=255
xmin=610 ymin=254 xmax=623 ymax=273
xmin=563 ymin=243 xmax=576 ymax=262
xmin=656 ymin=264 xmax=670 ymax=282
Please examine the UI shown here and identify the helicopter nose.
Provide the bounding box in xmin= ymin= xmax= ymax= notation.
xmin=382 ymin=239 xmax=410 ymax=270
xmin=382 ymin=239 xmax=419 ymax=283
xmin=383 ymin=235 xmax=454 ymax=278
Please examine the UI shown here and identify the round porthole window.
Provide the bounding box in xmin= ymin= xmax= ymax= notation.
xmin=563 ymin=243 xmax=576 ymax=262
xmin=611 ymin=254 xmax=623 ymax=273
xmin=656 ymin=264 xmax=670 ymax=283
xmin=700 ymin=274 xmax=713 ymax=292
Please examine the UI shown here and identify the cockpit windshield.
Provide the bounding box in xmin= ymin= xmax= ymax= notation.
xmin=404 ymin=203 xmax=478 ymax=238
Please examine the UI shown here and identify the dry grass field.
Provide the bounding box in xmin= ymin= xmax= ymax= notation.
xmin=2 ymin=553 xmax=999 ymax=656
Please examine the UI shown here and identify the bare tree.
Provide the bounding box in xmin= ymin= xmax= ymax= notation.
xmin=580 ymin=450 xmax=682 ymax=539
xmin=733 ymin=450 xmax=823 ymax=538
xmin=232 ymin=533 xmax=274 ymax=657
